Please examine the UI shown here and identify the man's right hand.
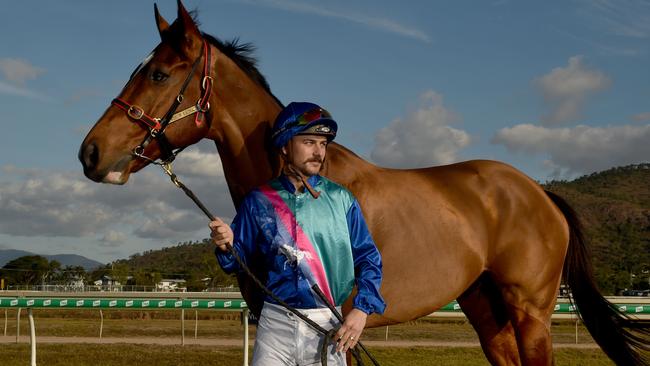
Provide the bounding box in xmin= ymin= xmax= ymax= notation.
xmin=209 ymin=218 xmax=234 ymax=252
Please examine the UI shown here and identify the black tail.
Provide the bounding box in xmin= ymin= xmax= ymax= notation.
xmin=546 ymin=190 xmax=650 ymax=366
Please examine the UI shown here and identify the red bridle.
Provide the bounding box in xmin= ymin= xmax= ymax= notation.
xmin=110 ymin=39 xmax=214 ymax=164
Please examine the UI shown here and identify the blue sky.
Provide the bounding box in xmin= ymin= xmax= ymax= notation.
xmin=0 ymin=0 xmax=648 ymax=264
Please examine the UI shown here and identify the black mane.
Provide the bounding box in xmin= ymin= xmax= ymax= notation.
xmin=203 ymin=34 xmax=284 ymax=108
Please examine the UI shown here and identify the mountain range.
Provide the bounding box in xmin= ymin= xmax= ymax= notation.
xmin=0 ymin=249 xmax=105 ymax=271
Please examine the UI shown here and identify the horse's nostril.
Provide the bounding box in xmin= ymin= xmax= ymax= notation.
xmin=80 ymin=142 xmax=99 ymax=171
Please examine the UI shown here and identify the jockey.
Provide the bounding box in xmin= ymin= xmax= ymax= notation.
xmin=209 ymin=102 xmax=385 ymax=366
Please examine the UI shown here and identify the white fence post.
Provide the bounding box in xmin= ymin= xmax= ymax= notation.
xmin=243 ymin=308 xmax=249 ymax=366
xmin=28 ymin=308 xmax=36 ymax=366
xmin=16 ymin=307 xmax=21 ymax=343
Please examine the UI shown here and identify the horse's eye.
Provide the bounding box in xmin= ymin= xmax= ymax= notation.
xmin=151 ymin=70 xmax=169 ymax=82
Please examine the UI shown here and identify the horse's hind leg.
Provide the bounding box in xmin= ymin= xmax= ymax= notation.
xmin=458 ymin=273 xmax=521 ymax=366
xmin=492 ymin=252 xmax=563 ymax=365
xmin=499 ymin=286 xmax=556 ymax=366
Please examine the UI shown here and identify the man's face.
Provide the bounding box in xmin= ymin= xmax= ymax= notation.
xmin=282 ymin=135 xmax=329 ymax=177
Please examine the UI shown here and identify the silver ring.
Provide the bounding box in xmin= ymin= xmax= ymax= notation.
xmin=350 ymin=336 xmax=354 ymax=340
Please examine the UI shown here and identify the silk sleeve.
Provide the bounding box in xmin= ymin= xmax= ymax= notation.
xmin=215 ymin=197 xmax=259 ymax=273
xmin=347 ymin=199 xmax=386 ymax=315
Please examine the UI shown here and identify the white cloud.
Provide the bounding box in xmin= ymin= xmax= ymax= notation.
xmin=133 ymin=208 xmax=206 ymax=239
xmin=535 ymin=56 xmax=610 ymax=126
xmin=0 ymin=58 xmax=44 ymax=85
xmin=100 ymin=230 xmax=127 ymax=247
xmin=0 ymin=172 xmax=110 ymax=237
xmin=173 ymin=149 xmax=224 ymax=178
xmin=238 ymin=0 xmax=430 ymax=43
xmin=0 ymin=145 xmax=233 ymax=242
xmin=0 ymin=80 xmax=51 ymax=101
xmin=371 ymin=91 xmax=470 ymax=168
xmin=492 ymin=123 xmax=650 ymax=175
xmin=0 ymin=58 xmax=51 ymax=100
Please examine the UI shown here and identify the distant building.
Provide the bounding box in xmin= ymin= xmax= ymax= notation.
xmin=156 ymin=279 xmax=187 ymax=292
xmin=93 ymin=275 xmax=132 ymax=290
xmin=65 ymin=275 xmax=85 ymax=290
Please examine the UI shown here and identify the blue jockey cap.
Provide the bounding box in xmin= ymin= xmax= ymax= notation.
xmin=271 ymin=102 xmax=338 ymax=148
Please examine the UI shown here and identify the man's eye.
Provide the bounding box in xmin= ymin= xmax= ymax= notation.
xmin=151 ymin=70 xmax=169 ymax=82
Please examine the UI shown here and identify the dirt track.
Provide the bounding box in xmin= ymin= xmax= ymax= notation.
xmin=0 ymin=336 xmax=600 ymax=348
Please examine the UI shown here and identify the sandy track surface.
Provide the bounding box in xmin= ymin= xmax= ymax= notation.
xmin=0 ymin=336 xmax=600 ymax=348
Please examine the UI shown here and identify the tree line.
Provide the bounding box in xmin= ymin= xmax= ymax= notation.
xmin=0 ymin=255 xmax=86 ymax=289
xmin=0 ymin=240 xmax=237 ymax=292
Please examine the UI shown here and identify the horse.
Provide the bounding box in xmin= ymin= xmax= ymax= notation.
xmin=78 ymin=2 xmax=648 ymax=365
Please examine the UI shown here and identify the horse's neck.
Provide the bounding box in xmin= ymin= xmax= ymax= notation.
xmin=322 ymin=143 xmax=376 ymax=190
xmin=208 ymin=54 xmax=283 ymax=207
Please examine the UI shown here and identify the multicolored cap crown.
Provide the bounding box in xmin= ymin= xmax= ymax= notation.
xmin=271 ymin=102 xmax=338 ymax=148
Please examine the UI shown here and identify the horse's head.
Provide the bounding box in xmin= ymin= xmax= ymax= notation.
xmin=79 ymin=1 xmax=213 ymax=184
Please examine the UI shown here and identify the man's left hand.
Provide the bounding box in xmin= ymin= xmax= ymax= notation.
xmin=334 ymin=308 xmax=367 ymax=353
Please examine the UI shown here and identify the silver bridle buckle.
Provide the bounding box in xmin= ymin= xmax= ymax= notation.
xmin=127 ymin=105 xmax=145 ymax=120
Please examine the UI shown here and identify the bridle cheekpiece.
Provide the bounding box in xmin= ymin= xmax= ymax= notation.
xmin=110 ymin=39 xmax=214 ymax=166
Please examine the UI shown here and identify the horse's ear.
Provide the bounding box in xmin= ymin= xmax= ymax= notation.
xmin=154 ymin=3 xmax=170 ymax=37
xmin=176 ymin=0 xmax=201 ymax=52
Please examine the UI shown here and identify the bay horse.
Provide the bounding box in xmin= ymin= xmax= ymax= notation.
xmin=79 ymin=2 xmax=648 ymax=365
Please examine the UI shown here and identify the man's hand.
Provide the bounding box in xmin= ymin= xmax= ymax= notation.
xmin=209 ymin=218 xmax=234 ymax=252
xmin=334 ymin=308 xmax=367 ymax=353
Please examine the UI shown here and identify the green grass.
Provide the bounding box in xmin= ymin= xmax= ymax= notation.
xmin=1 ymin=344 xmax=614 ymax=366
xmin=0 ymin=310 xmax=616 ymax=365
xmin=2 ymin=309 xmax=251 ymax=338
xmin=2 ymin=344 xmax=244 ymax=366
xmin=370 ymin=347 xmax=614 ymax=366
xmin=1 ymin=310 xmax=597 ymax=343
xmin=9 ymin=317 xmax=250 ymax=338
